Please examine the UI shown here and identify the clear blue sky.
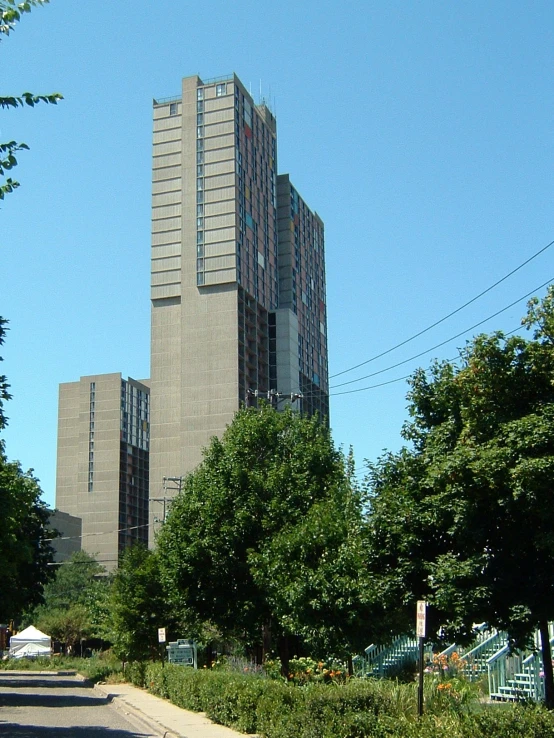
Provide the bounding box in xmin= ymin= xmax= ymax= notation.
xmin=2 ymin=0 xmax=553 ymax=508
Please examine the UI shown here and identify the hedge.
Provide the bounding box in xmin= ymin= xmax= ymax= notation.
xmin=125 ymin=662 xmax=554 ymax=738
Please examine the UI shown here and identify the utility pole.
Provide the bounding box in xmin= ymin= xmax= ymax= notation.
xmin=150 ymin=476 xmax=183 ymax=530
xmin=247 ymin=389 xmax=303 ymax=409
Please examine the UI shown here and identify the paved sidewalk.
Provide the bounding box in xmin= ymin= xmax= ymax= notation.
xmin=94 ymin=681 xmax=247 ymax=738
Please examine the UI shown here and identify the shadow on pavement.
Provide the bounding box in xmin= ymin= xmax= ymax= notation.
xmin=0 ymin=724 xmax=151 ymax=737
xmin=0 ymin=691 xmax=111 ymax=709
xmin=0 ymin=678 xmax=88 ymax=689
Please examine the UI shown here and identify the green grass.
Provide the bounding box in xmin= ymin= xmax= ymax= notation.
xmin=0 ymin=652 xmax=124 ymax=683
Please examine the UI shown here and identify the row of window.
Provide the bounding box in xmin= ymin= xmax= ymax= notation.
xmin=88 ymin=382 xmax=95 ymax=492
xmin=167 ymin=82 xmax=228 ymax=117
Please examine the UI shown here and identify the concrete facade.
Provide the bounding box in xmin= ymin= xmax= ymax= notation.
xmin=149 ymin=73 xmax=329 ymax=541
xmin=276 ymin=175 xmax=329 ymax=418
xmin=48 ymin=510 xmax=82 ymax=564
xmin=55 ymin=373 xmax=149 ymax=572
xmin=149 ymin=75 xmax=329 ymax=531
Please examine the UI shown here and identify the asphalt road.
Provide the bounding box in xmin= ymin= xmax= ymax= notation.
xmin=0 ymin=671 xmax=158 ymax=737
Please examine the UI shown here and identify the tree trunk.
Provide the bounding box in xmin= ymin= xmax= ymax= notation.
xmin=279 ymin=635 xmax=290 ymax=678
xmin=539 ymin=620 xmax=554 ymax=709
xmin=205 ymin=641 xmax=213 ymax=669
xmin=262 ymin=621 xmax=272 ymax=663
xmin=347 ymin=654 xmax=353 ymax=677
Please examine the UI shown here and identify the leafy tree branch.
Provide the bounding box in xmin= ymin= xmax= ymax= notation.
xmin=0 ymin=0 xmax=62 ymax=199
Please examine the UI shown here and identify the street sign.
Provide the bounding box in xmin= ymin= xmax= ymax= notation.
xmin=166 ymin=639 xmax=197 ymax=668
xmin=416 ymin=600 xmax=426 ymax=638
xmin=158 ymin=627 xmax=166 ymax=644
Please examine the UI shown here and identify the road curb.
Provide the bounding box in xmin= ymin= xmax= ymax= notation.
xmin=94 ymin=683 xmax=180 ymax=738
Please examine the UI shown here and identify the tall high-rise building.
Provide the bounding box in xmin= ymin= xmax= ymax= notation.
xmin=276 ymin=174 xmax=329 ymax=419
xmin=56 ymin=373 xmax=150 ymax=571
xmin=149 ymin=73 xmax=329 ymax=508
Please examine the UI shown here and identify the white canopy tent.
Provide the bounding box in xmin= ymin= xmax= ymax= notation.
xmin=9 ymin=625 xmax=52 ymax=659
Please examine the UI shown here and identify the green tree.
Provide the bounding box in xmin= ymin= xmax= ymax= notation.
xmin=367 ymin=287 xmax=554 ymax=707
xmin=249 ymin=482 xmax=382 ymax=664
xmin=29 ymin=550 xmax=109 ymax=649
xmin=1 ymin=0 xmax=62 ymax=199
xmin=107 ymin=545 xmax=178 ymax=661
xmin=36 ymin=603 xmax=93 ymax=651
xmin=157 ymin=405 xmax=369 ymax=670
xmin=0 ymin=320 xmax=54 ymax=622
xmin=0 ymin=2 xmax=62 ymax=624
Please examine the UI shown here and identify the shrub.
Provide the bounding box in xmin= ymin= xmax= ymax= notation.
xmin=0 ymin=653 xmax=124 ymax=684
xmin=126 ymin=663 xmax=554 ymax=738
xmin=126 ymin=660 xmax=147 ymax=687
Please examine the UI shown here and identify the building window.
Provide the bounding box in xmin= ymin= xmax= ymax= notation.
xmin=169 ymin=102 xmax=178 ymax=116
xmin=197 ymin=88 xmax=204 ymax=101
xmin=197 ymin=113 xmax=204 ymax=125
xmin=216 ymin=83 xmax=226 ymax=97
xmin=197 ymin=101 xmax=203 ymax=113
xmin=197 ymin=204 xmax=204 ymax=216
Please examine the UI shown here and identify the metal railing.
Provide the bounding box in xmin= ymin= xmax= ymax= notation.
xmin=360 ymin=635 xmax=420 ymax=678
xmin=153 ymin=95 xmax=182 ymax=105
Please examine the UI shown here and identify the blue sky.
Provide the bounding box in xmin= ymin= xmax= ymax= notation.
xmin=2 ymin=0 xmax=553 ymax=508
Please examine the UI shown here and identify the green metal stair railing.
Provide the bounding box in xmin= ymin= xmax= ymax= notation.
xmin=488 ymin=630 xmax=554 ymax=702
xmin=356 ymin=635 xmax=421 ymax=678
xmin=459 ymin=628 xmax=508 ymax=681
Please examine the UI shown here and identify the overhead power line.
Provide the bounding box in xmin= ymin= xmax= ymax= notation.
xmin=47 ymin=558 xmax=119 ymax=567
xmin=330 ymin=277 xmax=553 ymax=390
xmin=45 ymin=522 xmax=150 ymax=543
xmin=330 ymin=238 xmax=554 ymax=380
xmin=329 ymin=321 xmax=533 ymax=397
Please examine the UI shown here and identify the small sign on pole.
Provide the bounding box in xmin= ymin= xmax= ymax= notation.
xmin=416 ymin=601 xmax=426 ymax=717
xmin=416 ymin=600 xmax=426 ymax=638
xmin=158 ymin=627 xmax=166 ymax=644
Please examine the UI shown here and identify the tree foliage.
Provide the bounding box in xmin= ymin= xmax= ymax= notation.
xmin=1 ymin=455 xmax=54 ymax=621
xmin=0 ymin=0 xmax=62 ymax=199
xmin=0 ymin=0 xmax=61 ymax=628
xmin=0 ymin=319 xmax=55 ymax=622
xmin=366 ymin=286 xmax=554 ymax=707
xmin=0 ymin=317 xmax=11 ymax=430
xmin=157 ymin=405 xmax=375 ymax=664
xmin=107 ymin=545 xmax=178 ymax=661
xmin=29 ymin=550 xmax=109 ymax=648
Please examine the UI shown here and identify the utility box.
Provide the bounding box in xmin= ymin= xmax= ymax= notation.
xmin=166 ymin=638 xmax=197 ymax=668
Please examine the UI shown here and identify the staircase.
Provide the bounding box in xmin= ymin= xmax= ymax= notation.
xmin=355 ymin=635 xmax=420 ymax=678
xmin=488 ymin=632 xmax=554 ymax=702
xmin=355 ymin=623 xmax=554 ymax=703
xmin=458 ymin=628 xmax=508 ymax=681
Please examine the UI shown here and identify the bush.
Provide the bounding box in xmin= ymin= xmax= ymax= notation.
xmin=126 ymin=660 xmax=147 ymax=688
xmin=0 ymin=653 xmax=124 ymax=684
xmin=120 ymin=663 xmax=554 ymax=738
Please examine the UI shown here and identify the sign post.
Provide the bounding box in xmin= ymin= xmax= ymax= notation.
xmin=416 ymin=601 xmax=426 ymax=717
xmin=158 ymin=627 xmax=167 ymax=668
